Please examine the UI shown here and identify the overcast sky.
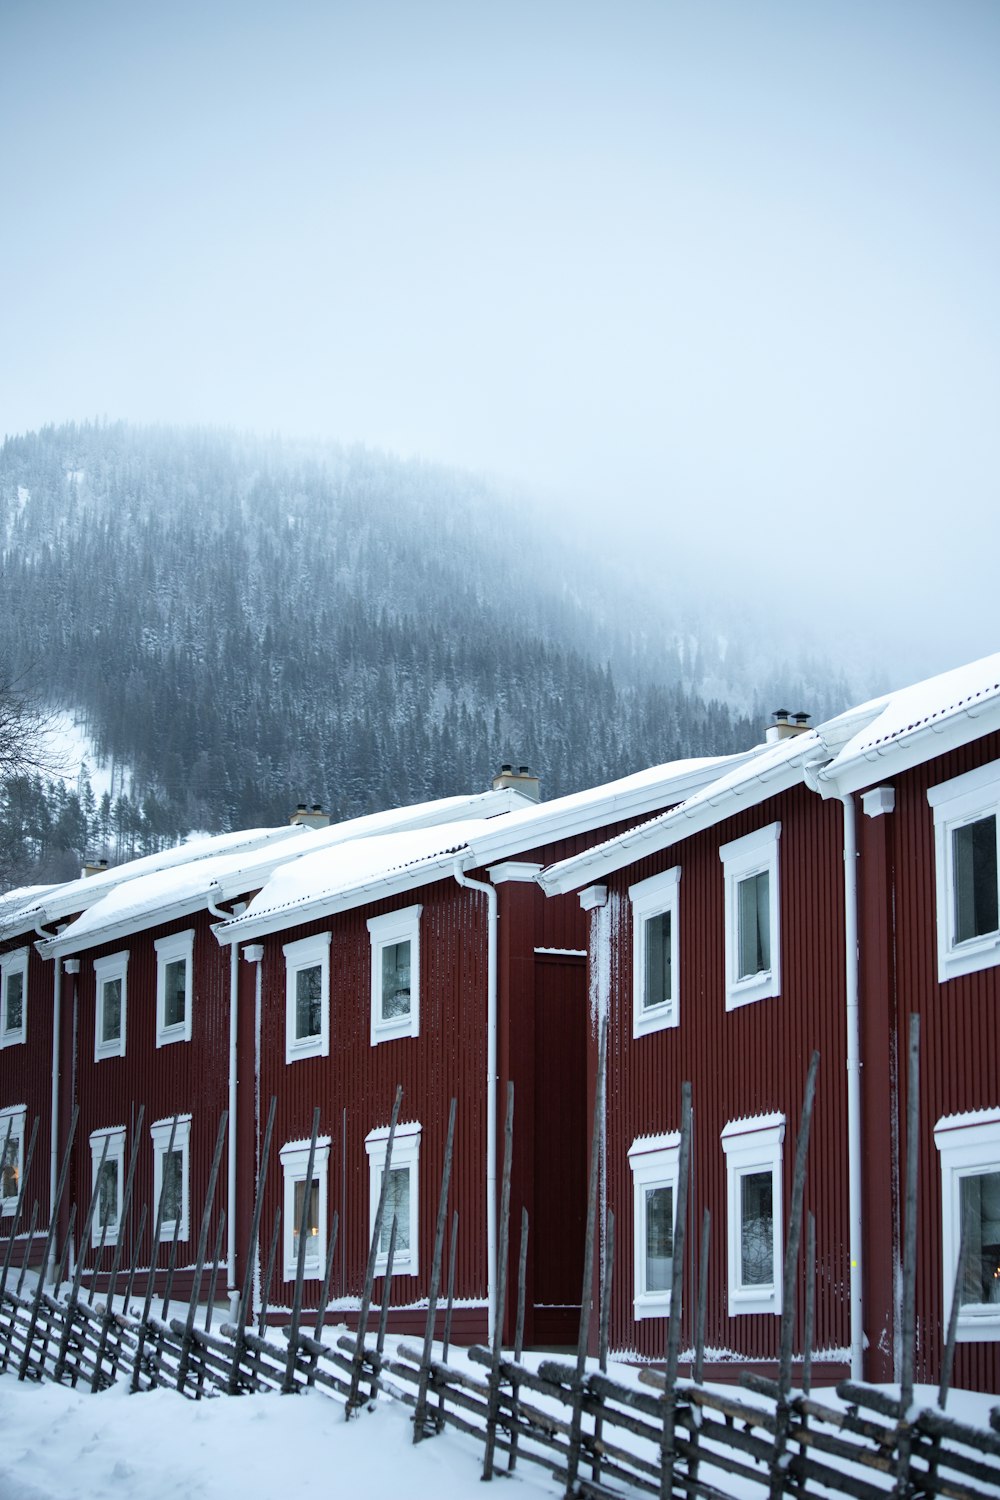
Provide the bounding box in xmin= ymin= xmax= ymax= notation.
xmin=2 ymin=1 xmax=998 ymax=679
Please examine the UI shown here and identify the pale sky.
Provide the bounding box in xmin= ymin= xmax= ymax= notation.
xmin=2 ymin=1 xmax=998 ymax=678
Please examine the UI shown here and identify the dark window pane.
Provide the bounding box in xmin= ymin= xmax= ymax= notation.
xmin=1 ymin=1135 xmax=20 ymax=1200
xmin=102 ymin=978 xmax=122 ymax=1043
xmin=740 ymin=1170 xmax=774 ymax=1286
xmin=381 ymin=1167 xmax=410 ymax=1253
xmin=738 ymin=871 xmax=770 ymax=978
xmin=953 ymin=816 xmax=999 ymax=944
xmin=644 ymin=911 xmax=672 ymax=1009
xmin=164 ymin=959 xmax=186 ymax=1029
xmin=381 ymin=941 xmax=411 ymax=1021
xmin=293 ymin=1179 xmax=320 ymax=1267
xmin=295 ymin=965 xmax=322 ymax=1039
xmin=160 ymin=1149 xmax=183 ymax=1226
xmin=4 ymin=971 xmax=23 ymax=1032
xmin=959 ymin=1171 xmax=1000 ymax=1306
xmin=645 ymin=1184 xmax=673 ymax=1292
xmin=97 ymin=1158 xmax=119 ymax=1230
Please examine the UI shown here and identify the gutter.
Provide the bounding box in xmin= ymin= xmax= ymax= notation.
xmin=453 ymin=860 xmax=499 ymax=1344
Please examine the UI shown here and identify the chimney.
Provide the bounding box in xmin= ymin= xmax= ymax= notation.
xmin=290 ymin=803 xmax=331 ymax=830
xmin=765 ymin=709 xmax=812 ymax=744
xmin=81 ymin=856 xmax=109 ymax=878
xmin=491 ymin=763 xmax=541 ymax=802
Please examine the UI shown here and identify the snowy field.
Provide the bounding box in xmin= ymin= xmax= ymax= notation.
xmin=2 ymin=1346 xmax=997 ymax=1500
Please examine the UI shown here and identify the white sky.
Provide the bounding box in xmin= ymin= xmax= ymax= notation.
xmin=2 ymin=1 xmax=998 ymax=676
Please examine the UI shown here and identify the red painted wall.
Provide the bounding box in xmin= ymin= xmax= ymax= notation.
xmin=0 ymin=936 xmax=54 ymax=1266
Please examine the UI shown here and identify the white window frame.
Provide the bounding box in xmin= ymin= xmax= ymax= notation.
xmin=154 ymin=930 xmax=194 ymax=1047
xmin=0 ymin=1105 xmax=27 ymax=1216
xmin=628 ymin=1133 xmax=680 ymax=1319
xmin=150 ymin=1115 xmax=191 ymax=1242
xmin=721 ymin=1114 xmax=785 ymax=1316
xmin=365 ymin=1120 xmax=421 ymax=1276
xmin=629 ymin=867 xmax=681 ymax=1038
xmin=927 ymin=761 xmax=1000 ymax=983
xmin=279 ymin=1136 xmax=331 ymax=1282
xmin=934 ymin=1109 xmax=1000 ymax=1342
xmin=0 ymin=947 xmax=28 ymax=1048
xmin=367 ymin=905 xmax=422 ymax=1045
xmin=89 ymin=1127 xmax=126 ymax=1247
xmin=283 ymin=932 xmax=331 ymax=1064
xmin=720 ymin=822 xmax=781 ymax=1010
xmin=93 ymin=950 xmax=128 ymax=1061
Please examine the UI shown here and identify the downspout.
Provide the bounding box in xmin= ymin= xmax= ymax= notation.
xmin=208 ymin=887 xmax=240 ymax=1311
xmin=49 ymin=954 xmax=64 ymax=1279
xmin=453 ymin=860 xmax=499 ymax=1344
xmin=842 ymin=792 xmax=864 ymax=1380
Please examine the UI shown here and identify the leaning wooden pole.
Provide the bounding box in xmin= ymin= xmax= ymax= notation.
xmin=0 ymin=1115 xmax=39 ymax=1301
xmin=482 ymin=1079 xmax=515 ymax=1482
xmin=18 ymin=1103 xmax=79 ymax=1383
xmin=177 ymin=1109 xmax=230 ymax=1393
xmin=505 ymin=1207 xmax=530 ymax=1474
xmin=592 ymin=1206 xmax=616 ymax=1485
xmin=660 ymin=1078 xmax=693 ymax=1500
xmin=227 ymin=1094 xmax=277 ymax=1394
xmin=52 ymin=1132 xmax=112 ymax=1383
xmin=896 ymin=1013 xmax=921 ymax=1497
xmin=91 ymin=1107 xmax=146 ymax=1392
xmin=413 ymin=1096 xmax=457 ymax=1442
xmin=282 ymin=1106 xmax=321 ymax=1394
xmin=131 ymin=1113 xmax=180 ymax=1393
xmin=347 ymin=1083 xmax=403 ymax=1415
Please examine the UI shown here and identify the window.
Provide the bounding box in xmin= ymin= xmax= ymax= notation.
xmin=628 ymin=1133 xmax=680 ymax=1318
xmin=721 ymin=1114 xmax=785 ymax=1315
xmin=283 ymin=932 xmax=331 ymax=1063
xmin=94 ymin=951 xmax=128 ymax=1060
xmin=280 ymin=1137 xmax=330 ymax=1281
xmin=934 ymin=1110 xmax=1000 ymax=1342
xmin=0 ymin=948 xmax=28 ymax=1048
xmin=0 ymin=1105 xmax=26 ymax=1216
xmin=367 ymin=905 xmax=421 ymax=1044
xmin=150 ymin=1115 xmax=191 ymax=1241
xmin=365 ymin=1120 xmax=421 ymax=1276
xmin=154 ymin=930 xmax=194 ymax=1047
xmin=89 ymin=1128 xmax=125 ymax=1246
xmin=720 ymin=823 xmax=781 ymax=1009
xmin=928 ymin=761 xmax=1000 ymax=983
xmin=629 ymin=867 xmax=681 ymax=1038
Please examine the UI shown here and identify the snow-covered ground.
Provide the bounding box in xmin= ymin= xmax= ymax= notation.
xmin=1 ymin=1345 xmax=996 ymax=1500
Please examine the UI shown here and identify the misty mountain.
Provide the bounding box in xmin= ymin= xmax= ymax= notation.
xmin=0 ymin=422 xmax=857 ymax=880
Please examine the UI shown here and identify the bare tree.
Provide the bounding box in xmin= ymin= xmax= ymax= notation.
xmin=0 ymin=660 xmax=60 ymax=784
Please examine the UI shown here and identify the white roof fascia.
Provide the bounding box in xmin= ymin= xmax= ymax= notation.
xmin=462 ymin=752 xmax=755 ymax=869
xmin=539 ymin=739 xmax=822 ymax=896
xmin=818 ymin=696 xmax=1000 ymax=797
xmin=37 ymin=892 xmax=219 ymax=961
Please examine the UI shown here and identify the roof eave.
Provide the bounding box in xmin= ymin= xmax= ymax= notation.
xmin=818 ymin=698 xmax=1000 ymax=797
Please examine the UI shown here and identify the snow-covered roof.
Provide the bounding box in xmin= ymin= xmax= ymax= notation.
xmin=214 ymin=819 xmax=501 ymax=943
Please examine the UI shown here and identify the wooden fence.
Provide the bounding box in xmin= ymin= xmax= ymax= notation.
xmin=1 ymin=1018 xmax=999 ymax=1499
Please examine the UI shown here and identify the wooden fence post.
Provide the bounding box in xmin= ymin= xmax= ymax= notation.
xmin=482 ymin=1080 xmax=515 ymax=1482
xmin=565 ymin=1017 xmax=608 ymax=1497
xmin=896 ymin=1013 xmax=921 ymax=1498
xmin=177 ymin=1109 xmax=230 ymax=1393
xmin=18 ymin=1103 xmax=79 ymax=1383
xmin=413 ymin=1096 xmax=457 ymax=1442
xmin=660 ymin=1079 xmax=693 ymax=1500
xmin=283 ymin=1107 xmax=321 ymax=1394
xmin=347 ymin=1083 xmax=403 ymax=1415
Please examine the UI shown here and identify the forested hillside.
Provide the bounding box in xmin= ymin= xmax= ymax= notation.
xmin=0 ymin=423 xmax=854 ymax=884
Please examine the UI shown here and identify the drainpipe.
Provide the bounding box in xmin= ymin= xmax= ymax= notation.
xmin=48 ymin=954 xmax=65 ymax=1279
xmin=453 ymin=861 xmax=499 ymax=1344
xmin=208 ymin=887 xmax=240 ymax=1309
xmin=842 ymin=792 xmax=864 ymax=1380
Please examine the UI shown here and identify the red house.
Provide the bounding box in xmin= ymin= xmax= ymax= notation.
xmin=539 ymin=656 xmax=1000 ymax=1394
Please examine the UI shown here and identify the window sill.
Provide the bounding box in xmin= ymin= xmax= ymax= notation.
xmin=940 ymin=931 xmax=1000 ymax=984
xmin=633 ymin=1002 xmax=678 ymax=1039
xmin=728 ymin=1288 xmax=780 ymax=1316
xmin=155 ymin=1025 xmax=190 ymax=1048
xmin=286 ymin=1036 xmax=327 ymax=1063
xmin=371 ymin=1018 xmax=419 ymax=1045
xmin=634 ymin=1292 xmax=673 ymax=1321
xmin=725 ymin=974 xmax=779 ymax=1012
xmin=956 ymin=1308 xmax=1000 ymax=1342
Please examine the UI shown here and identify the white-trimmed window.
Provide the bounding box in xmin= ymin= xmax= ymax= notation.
xmin=721 ymin=1114 xmax=785 ymax=1315
xmin=367 ymin=905 xmax=421 ymax=1045
xmin=934 ymin=1110 xmax=1000 ymax=1342
xmin=283 ymin=932 xmax=331 ymax=1063
xmin=928 ymin=761 xmax=1000 ymax=983
xmin=280 ymin=1137 xmax=330 ymax=1281
xmin=154 ymin=930 xmax=194 ymax=1047
xmin=0 ymin=1105 xmax=26 ymax=1215
xmin=0 ymin=948 xmax=28 ymax=1048
xmin=365 ymin=1120 xmax=421 ymax=1276
xmin=629 ymin=867 xmax=681 ymax=1038
xmin=94 ymin=951 xmax=128 ymax=1060
xmin=150 ymin=1115 xmax=191 ymax=1241
xmin=628 ymin=1133 xmax=680 ymax=1319
xmin=720 ymin=823 xmax=781 ymax=1010
xmin=89 ymin=1127 xmax=126 ymax=1246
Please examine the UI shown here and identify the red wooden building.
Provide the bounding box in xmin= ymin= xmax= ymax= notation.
xmin=540 ymin=656 xmax=1000 ymax=1394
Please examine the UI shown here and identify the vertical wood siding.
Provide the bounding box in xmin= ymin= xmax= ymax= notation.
xmin=0 ymin=938 xmax=54 ymax=1257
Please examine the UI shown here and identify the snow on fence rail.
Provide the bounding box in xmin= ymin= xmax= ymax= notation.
xmin=2 ymin=1018 xmax=1000 ymax=1498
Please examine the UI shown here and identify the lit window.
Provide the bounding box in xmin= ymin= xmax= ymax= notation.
xmin=628 ymin=1133 xmax=680 ymax=1319
xmin=629 ymin=867 xmax=681 ymax=1038
xmin=0 ymin=1105 xmax=26 ymax=1216
xmin=367 ymin=906 xmax=421 ymax=1044
xmin=94 ymin=951 xmax=128 ymax=1061
xmin=721 ymin=1114 xmax=785 ymax=1315
xmin=89 ymin=1128 xmax=126 ymax=1246
xmin=934 ymin=1110 xmax=1000 ymax=1342
xmin=365 ymin=1120 xmax=421 ymax=1276
xmin=720 ymin=823 xmax=781 ymax=1009
xmin=150 ymin=1115 xmax=191 ymax=1241
xmin=0 ymin=948 xmax=28 ymax=1048
xmin=154 ymin=931 xmax=194 ymax=1046
xmin=280 ymin=1137 xmax=330 ymax=1281
xmin=928 ymin=762 xmax=1000 ymax=982
xmin=283 ymin=933 xmax=331 ymax=1063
